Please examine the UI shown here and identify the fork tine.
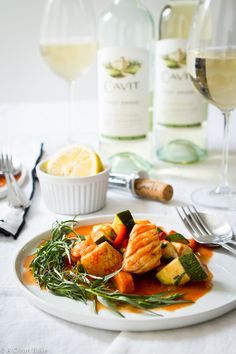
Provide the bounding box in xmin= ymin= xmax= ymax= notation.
xmin=0 ymin=153 xmax=31 ymax=208
xmin=0 ymin=153 xmax=5 ymax=169
xmin=176 ymin=207 xmax=199 ymax=239
xmin=185 ymin=205 xmax=209 ymax=236
xmin=8 ymin=154 xmax=13 ymax=168
xmin=5 ymin=153 xmax=10 ymax=170
xmin=178 ymin=206 xmax=208 ymax=241
xmin=3 ymin=153 xmax=14 ymax=173
xmin=191 ymin=205 xmax=213 ymax=235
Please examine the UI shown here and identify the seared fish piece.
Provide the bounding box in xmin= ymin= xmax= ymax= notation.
xmin=81 ymin=241 xmax=122 ymax=277
xmin=123 ymin=224 xmax=161 ymax=274
xmin=71 ymin=237 xmax=96 ymax=262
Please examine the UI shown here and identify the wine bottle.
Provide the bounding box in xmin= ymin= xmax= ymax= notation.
xmin=154 ymin=0 xmax=208 ymax=164
xmin=98 ymin=0 xmax=154 ymax=171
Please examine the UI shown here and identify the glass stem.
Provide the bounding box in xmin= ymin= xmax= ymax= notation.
xmin=68 ymin=80 xmax=76 ymax=143
xmin=215 ymin=111 xmax=231 ymax=194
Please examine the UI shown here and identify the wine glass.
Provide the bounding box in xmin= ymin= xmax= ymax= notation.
xmin=187 ymin=0 xmax=236 ymax=210
xmin=39 ymin=0 xmax=96 ymax=143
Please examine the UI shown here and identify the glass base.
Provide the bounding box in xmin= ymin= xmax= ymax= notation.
xmin=191 ymin=186 xmax=236 ymax=211
xmin=157 ymin=139 xmax=207 ymax=164
xmin=108 ymin=152 xmax=153 ymax=174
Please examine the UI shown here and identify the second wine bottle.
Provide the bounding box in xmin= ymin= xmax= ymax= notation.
xmin=154 ymin=0 xmax=208 ymax=164
xmin=98 ymin=0 xmax=154 ymax=172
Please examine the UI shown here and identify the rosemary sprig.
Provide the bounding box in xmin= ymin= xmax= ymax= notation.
xmin=31 ymin=220 xmax=192 ymax=317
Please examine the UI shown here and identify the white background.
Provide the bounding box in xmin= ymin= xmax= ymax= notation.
xmin=0 ymin=0 xmax=235 ymax=151
xmin=0 ymin=0 xmax=166 ymax=103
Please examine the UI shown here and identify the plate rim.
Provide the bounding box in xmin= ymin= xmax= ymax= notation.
xmin=14 ymin=213 xmax=236 ymax=331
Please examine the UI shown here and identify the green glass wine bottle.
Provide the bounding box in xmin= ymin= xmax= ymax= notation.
xmin=98 ymin=0 xmax=154 ymax=172
xmin=154 ymin=0 xmax=208 ymax=164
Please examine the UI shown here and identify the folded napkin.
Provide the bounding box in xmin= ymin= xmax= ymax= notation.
xmin=0 ymin=143 xmax=44 ymax=239
xmin=105 ymin=308 xmax=236 ymax=354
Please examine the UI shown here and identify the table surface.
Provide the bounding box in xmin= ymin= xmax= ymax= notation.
xmin=0 ymin=101 xmax=236 ymax=354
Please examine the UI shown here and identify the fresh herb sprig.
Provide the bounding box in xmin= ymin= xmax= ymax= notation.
xmin=31 ymin=220 xmax=192 ymax=317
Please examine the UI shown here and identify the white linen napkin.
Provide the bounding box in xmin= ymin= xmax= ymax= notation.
xmin=0 ymin=143 xmax=43 ymax=238
xmin=105 ymin=308 xmax=236 ymax=354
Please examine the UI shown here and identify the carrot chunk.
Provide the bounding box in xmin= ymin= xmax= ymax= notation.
xmin=113 ymin=271 xmax=135 ymax=293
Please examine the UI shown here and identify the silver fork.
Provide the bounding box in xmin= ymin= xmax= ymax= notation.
xmin=0 ymin=153 xmax=31 ymax=208
xmin=176 ymin=205 xmax=236 ymax=256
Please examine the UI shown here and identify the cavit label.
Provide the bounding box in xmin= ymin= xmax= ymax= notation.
xmin=154 ymin=39 xmax=207 ymax=126
xmin=98 ymin=47 xmax=149 ymax=139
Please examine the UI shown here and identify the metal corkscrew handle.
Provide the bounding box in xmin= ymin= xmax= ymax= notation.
xmin=108 ymin=170 xmax=149 ymax=196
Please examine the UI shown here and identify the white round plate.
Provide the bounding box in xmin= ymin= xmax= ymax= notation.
xmin=0 ymin=165 xmax=27 ymax=199
xmin=14 ymin=213 xmax=236 ymax=331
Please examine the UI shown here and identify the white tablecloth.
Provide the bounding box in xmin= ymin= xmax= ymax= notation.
xmin=0 ymin=101 xmax=236 ymax=354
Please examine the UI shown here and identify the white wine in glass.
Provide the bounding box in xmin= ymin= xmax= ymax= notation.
xmin=40 ymin=41 xmax=96 ymax=82
xmin=39 ymin=0 xmax=96 ymax=142
xmin=187 ymin=0 xmax=236 ymax=210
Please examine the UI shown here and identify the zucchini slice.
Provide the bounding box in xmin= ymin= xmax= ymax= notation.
xmin=161 ymin=240 xmax=178 ymax=261
xmin=156 ymin=258 xmax=191 ymax=285
xmin=156 ymin=252 xmax=209 ymax=285
xmin=179 ymin=253 xmax=208 ymax=281
xmin=112 ymin=210 xmax=135 ymax=234
xmin=95 ymin=235 xmax=113 ymax=245
xmin=166 ymin=233 xmax=189 ymax=244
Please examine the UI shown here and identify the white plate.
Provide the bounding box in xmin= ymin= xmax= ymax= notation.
xmin=0 ymin=165 xmax=27 ymax=199
xmin=14 ymin=213 xmax=236 ymax=331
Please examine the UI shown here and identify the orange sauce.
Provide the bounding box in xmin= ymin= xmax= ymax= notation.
xmin=74 ymin=224 xmax=94 ymax=236
xmin=22 ymin=254 xmax=37 ymax=285
xmin=197 ymin=245 xmax=213 ymax=264
xmin=0 ymin=172 xmax=21 ymax=187
xmin=22 ymin=269 xmax=37 ymax=285
xmin=23 ymin=254 xmax=35 ymax=268
xmin=75 ymin=223 xmax=110 ymax=236
xmin=131 ymin=271 xmax=212 ymax=312
xmin=22 ymin=223 xmax=214 ymax=313
xmin=66 ymin=224 xmax=96 ymax=239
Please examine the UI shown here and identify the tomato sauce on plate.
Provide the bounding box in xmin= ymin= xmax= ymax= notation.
xmin=22 ymin=224 xmax=213 ymax=312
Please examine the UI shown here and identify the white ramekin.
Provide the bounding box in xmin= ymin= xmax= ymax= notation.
xmin=36 ymin=160 xmax=110 ymax=215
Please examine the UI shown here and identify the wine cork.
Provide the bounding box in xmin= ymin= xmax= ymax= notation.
xmin=134 ymin=178 xmax=173 ymax=202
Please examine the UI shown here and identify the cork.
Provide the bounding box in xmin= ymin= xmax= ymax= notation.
xmin=134 ymin=178 xmax=173 ymax=202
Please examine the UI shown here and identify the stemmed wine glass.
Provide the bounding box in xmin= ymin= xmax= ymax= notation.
xmin=187 ymin=0 xmax=236 ymax=210
xmin=39 ymin=0 xmax=96 ymax=142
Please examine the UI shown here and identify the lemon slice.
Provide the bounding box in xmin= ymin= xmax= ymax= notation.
xmin=46 ymin=145 xmax=104 ymax=177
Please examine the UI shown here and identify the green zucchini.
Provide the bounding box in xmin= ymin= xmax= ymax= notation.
xmin=166 ymin=233 xmax=189 ymax=244
xmin=112 ymin=210 xmax=135 ymax=234
xmin=161 ymin=240 xmax=178 ymax=261
xmin=157 ymin=252 xmax=209 ymax=285
xmin=156 ymin=258 xmax=191 ymax=285
xmin=179 ymin=253 xmax=208 ymax=281
xmin=95 ymin=235 xmax=113 ymax=245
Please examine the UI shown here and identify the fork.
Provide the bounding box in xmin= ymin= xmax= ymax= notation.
xmin=176 ymin=205 xmax=236 ymax=256
xmin=0 ymin=153 xmax=31 ymax=208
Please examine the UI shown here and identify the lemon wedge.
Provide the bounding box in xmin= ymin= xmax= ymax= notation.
xmin=46 ymin=145 xmax=104 ymax=177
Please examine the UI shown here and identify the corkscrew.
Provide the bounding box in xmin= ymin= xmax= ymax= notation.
xmin=108 ymin=171 xmax=173 ymax=202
